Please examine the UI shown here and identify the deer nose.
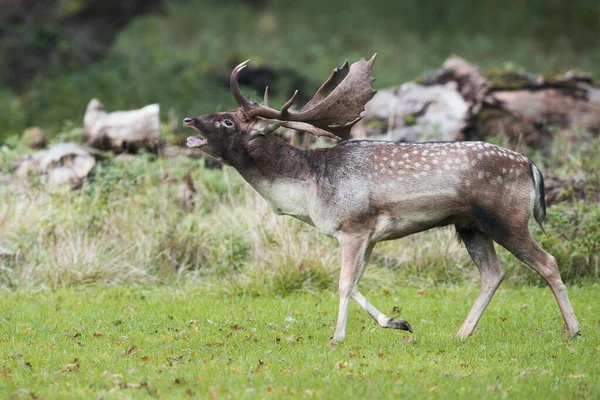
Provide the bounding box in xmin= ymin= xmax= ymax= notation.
xmin=183 ymin=117 xmax=194 ymax=125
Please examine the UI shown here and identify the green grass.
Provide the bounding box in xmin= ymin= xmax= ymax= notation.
xmin=0 ymin=285 xmax=598 ymax=399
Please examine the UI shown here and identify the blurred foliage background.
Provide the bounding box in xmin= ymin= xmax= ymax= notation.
xmin=1 ymin=0 xmax=600 ymax=142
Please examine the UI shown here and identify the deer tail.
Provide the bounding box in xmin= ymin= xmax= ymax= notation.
xmin=530 ymin=160 xmax=547 ymax=234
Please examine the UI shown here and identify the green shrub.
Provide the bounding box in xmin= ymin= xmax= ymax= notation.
xmin=537 ymin=202 xmax=600 ymax=283
xmin=494 ymin=202 xmax=600 ymax=286
xmin=0 ymin=90 xmax=26 ymax=143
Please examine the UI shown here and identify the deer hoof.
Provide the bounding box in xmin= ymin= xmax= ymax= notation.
xmin=387 ymin=318 xmax=413 ymax=332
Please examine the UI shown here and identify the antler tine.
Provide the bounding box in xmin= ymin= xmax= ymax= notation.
xmin=263 ymin=86 xmax=269 ymax=107
xmin=229 ymin=59 xmax=291 ymax=120
xmin=262 ymin=120 xmax=282 ymax=134
xmin=283 ymin=121 xmax=342 ymax=141
xmin=368 ymin=53 xmax=378 ymax=68
xmin=230 ymin=59 xmax=254 ymax=111
xmin=280 ymin=90 xmax=298 ymax=115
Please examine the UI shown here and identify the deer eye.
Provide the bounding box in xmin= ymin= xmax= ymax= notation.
xmin=223 ymin=119 xmax=234 ymax=127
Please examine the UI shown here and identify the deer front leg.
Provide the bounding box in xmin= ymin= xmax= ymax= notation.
xmin=333 ymin=233 xmax=412 ymax=342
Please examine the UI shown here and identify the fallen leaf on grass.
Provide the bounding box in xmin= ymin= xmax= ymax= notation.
xmin=118 ymin=380 xmax=147 ymax=389
xmin=1 ymin=365 xmax=12 ymax=379
xmin=64 ymin=363 xmax=80 ymax=373
xmin=254 ymin=359 xmax=265 ymax=373
xmin=167 ymin=355 xmax=184 ymax=365
xmin=303 ymin=388 xmax=323 ymax=396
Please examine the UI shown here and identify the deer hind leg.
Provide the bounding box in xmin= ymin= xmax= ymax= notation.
xmin=333 ymin=233 xmax=411 ymax=342
xmin=498 ymin=230 xmax=580 ymax=337
xmin=455 ymin=226 xmax=505 ymax=339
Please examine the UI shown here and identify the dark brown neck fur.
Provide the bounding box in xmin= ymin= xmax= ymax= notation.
xmin=238 ymin=134 xmax=324 ymax=183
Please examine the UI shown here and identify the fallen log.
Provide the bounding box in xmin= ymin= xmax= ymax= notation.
xmin=84 ymin=98 xmax=161 ymax=153
xmin=353 ymin=56 xmax=600 ymax=149
xmin=15 ymin=143 xmax=98 ymax=189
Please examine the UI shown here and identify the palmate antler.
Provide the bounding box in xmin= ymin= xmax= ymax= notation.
xmin=230 ymin=54 xmax=377 ymax=140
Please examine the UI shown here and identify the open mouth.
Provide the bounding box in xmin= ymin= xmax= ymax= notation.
xmin=186 ymin=135 xmax=207 ymax=148
xmin=183 ymin=118 xmax=207 ymax=148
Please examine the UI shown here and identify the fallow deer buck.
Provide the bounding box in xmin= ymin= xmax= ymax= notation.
xmin=184 ymin=55 xmax=580 ymax=342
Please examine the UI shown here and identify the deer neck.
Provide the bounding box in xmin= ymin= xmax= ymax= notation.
xmin=232 ymin=135 xmax=320 ymax=220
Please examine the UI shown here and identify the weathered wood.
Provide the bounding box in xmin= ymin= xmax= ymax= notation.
xmin=354 ymin=82 xmax=469 ymax=142
xmin=353 ymin=56 xmax=600 ymax=148
xmin=15 ymin=143 xmax=98 ymax=189
xmin=469 ymin=69 xmax=600 ymax=148
xmin=84 ymin=99 xmax=161 ymax=153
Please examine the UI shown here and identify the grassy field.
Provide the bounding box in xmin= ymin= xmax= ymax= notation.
xmin=1 ymin=284 xmax=598 ymax=399
xmin=0 ymin=135 xmax=598 ymax=399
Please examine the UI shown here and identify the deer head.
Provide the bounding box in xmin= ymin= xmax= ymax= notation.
xmin=183 ymin=55 xmax=377 ymax=163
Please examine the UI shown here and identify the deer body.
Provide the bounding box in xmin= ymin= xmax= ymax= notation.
xmin=236 ymin=135 xmax=535 ymax=241
xmin=183 ymin=56 xmax=580 ymax=342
